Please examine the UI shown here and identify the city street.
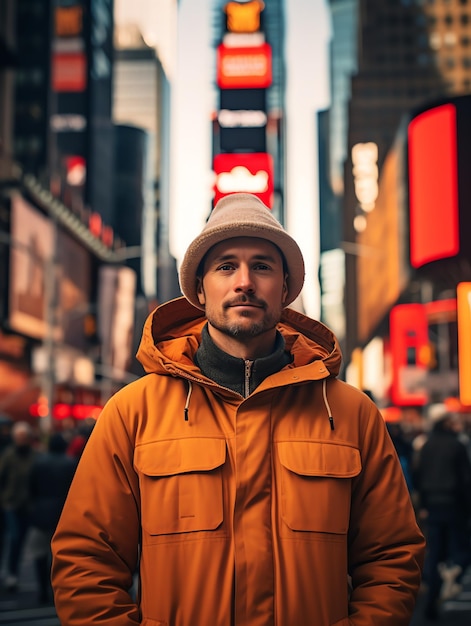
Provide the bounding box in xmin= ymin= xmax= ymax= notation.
xmin=411 ymin=567 xmax=471 ymax=625
xmin=1 ymin=539 xmax=470 ymax=625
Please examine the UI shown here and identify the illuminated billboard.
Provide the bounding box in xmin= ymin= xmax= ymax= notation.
xmin=224 ymin=0 xmax=265 ymax=34
xmin=216 ymin=43 xmax=272 ymax=89
xmin=218 ymin=88 xmax=267 ymax=151
xmin=98 ymin=265 xmax=137 ymax=380
xmin=8 ymin=195 xmax=54 ymax=340
xmin=390 ymin=303 xmax=429 ymax=406
xmin=52 ymin=52 xmax=87 ymax=92
xmin=408 ymin=103 xmax=459 ymax=268
xmin=213 ymin=152 xmax=274 ymax=207
xmin=8 ymin=194 xmax=92 ymax=346
xmin=52 ymin=4 xmax=87 ymax=93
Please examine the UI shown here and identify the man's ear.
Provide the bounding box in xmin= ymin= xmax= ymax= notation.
xmin=281 ymin=274 xmax=288 ymax=304
xmin=196 ymin=277 xmax=205 ymax=306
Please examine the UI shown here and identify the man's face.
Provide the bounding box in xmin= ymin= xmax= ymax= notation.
xmin=196 ymin=237 xmax=288 ymax=342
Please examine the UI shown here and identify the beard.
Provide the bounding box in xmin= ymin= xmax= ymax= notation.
xmin=206 ymin=299 xmax=283 ymax=340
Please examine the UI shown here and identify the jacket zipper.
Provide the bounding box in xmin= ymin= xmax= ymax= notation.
xmin=244 ymin=360 xmax=253 ymax=398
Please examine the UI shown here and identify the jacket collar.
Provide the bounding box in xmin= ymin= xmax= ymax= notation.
xmin=195 ymin=324 xmax=292 ymax=396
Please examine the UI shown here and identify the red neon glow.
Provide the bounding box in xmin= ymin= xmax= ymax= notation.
xmin=89 ymin=212 xmax=102 ymax=238
xmin=424 ymin=299 xmax=457 ymax=318
xmin=457 ymin=282 xmax=471 ymax=406
xmin=408 ymin=103 xmax=459 ymax=268
xmin=29 ymin=403 xmax=102 ymax=420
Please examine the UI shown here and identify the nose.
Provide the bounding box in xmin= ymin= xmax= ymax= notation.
xmin=234 ymin=264 xmax=255 ymax=293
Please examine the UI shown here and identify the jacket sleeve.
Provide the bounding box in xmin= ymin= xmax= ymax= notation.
xmin=347 ymin=403 xmax=425 ymax=626
xmin=51 ymin=396 xmax=141 ymax=625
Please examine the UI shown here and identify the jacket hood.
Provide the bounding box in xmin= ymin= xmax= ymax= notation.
xmin=136 ymin=297 xmax=342 ymax=380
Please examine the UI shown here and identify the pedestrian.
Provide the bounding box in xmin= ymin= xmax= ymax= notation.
xmin=0 ymin=415 xmax=13 ymax=580
xmin=386 ymin=421 xmax=415 ymax=493
xmin=414 ymin=402 xmax=471 ymax=620
xmin=29 ymin=432 xmax=77 ymax=604
xmin=51 ymin=193 xmax=425 ymax=625
xmin=0 ymin=420 xmax=36 ymax=591
xmin=66 ymin=417 xmax=96 ymax=460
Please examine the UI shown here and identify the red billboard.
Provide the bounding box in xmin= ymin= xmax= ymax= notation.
xmin=216 ymin=43 xmax=272 ymax=89
xmin=213 ymin=152 xmax=274 ymax=207
xmin=52 ymin=52 xmax=87 ymax=92
xmin=390 ymin=303 xmax=429 ymax=406
xmin=408 ymin=103 xmax=459 ymax=268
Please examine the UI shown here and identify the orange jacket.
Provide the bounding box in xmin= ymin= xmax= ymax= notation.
xmin=51 ymin=297 xmax=425 ymax=626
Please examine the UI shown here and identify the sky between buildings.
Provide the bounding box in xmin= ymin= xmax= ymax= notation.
xmin=114 ymin=0 xmax=331 ymax=318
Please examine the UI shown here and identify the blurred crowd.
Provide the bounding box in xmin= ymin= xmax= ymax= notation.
xmin=0 ymin=415 xmax=95 ymax=604
xmin=387 ymin=404 xmax=471 ymax=621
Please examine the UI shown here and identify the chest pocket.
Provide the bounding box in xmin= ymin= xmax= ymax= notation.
xmin=134 ymin=438 xmax=226 ymax=537
xmin=277 ymin=441 xmax=361 ymax=535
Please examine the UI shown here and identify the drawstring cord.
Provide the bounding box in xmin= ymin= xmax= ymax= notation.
xmin=322 ymin=379 xmax=335 ymax=430
xmin=184 ymin=380 xmax=193 ymax=422
xmin=183 ymin=378 xmax=334 ymax=429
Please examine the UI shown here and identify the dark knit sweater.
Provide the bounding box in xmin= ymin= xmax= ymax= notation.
xmin=195 ymin=324 xmax=292 ymax=398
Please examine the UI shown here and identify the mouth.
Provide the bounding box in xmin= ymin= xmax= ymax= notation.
xmin=226 ymin=299 xmax=264 ymax=309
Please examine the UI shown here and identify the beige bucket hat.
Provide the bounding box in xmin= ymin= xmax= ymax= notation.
xmin=179 ymin=193 xmax=305 ymax=310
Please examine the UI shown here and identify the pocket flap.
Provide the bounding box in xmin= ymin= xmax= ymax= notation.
xmin=134 ymin=438 xmax=226 ymax=476
xmin=278 ymin=441 xmax=361 ymax=478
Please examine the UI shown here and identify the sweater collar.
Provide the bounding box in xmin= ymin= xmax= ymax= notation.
xmin=195 ymin=324 xmax=292 ymax=396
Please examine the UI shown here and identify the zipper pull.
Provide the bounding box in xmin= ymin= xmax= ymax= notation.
xmin=244 ymin=360 xmax=253 ymax=398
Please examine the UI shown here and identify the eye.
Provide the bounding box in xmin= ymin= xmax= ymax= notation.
xmin=217 ymin=263 xmax=235 ymax=271
xmin=253 ymin=263 xmax=271 ymax=271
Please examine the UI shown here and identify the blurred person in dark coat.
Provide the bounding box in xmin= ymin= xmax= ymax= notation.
xmin=386 ymin=421 xmax=415 ymax=493
xmin=0 ymin=415 xmax=13 ymax=579
xmin=0 ymin=421 xmax=36 ymax=591
xmin=29 ymin=432 xmax=77 ymax=604
xmin=414 ymin=403 xmax=471 ymax=620
xmin=66 ymin=417 xmax=96 ymax=460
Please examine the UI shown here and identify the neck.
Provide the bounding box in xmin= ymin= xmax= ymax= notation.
xmin=206 ymin=324 xmax=278 ymax=360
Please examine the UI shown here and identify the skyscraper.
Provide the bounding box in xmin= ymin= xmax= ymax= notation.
xmin=342 ymin=0 xmax=471 ymax=358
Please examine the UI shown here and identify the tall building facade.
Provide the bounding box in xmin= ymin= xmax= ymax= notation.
xmin=0 ymin=0 xmax=147 ymax=424
xmin=337 ymin=0 xmax=471 ymax=409
xmin=211 ymin=0 xmax=284 ymax=214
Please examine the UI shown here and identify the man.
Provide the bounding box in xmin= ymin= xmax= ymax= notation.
xmin=414 ymin=403 xmax=471 ymax=620
xmin=0 ymin=420 xmax=36 ymax=591
xmin=29 ymin=432 xmax=78 ymax=604
xmin=52 ymin=193 xmax=425 ymax=625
